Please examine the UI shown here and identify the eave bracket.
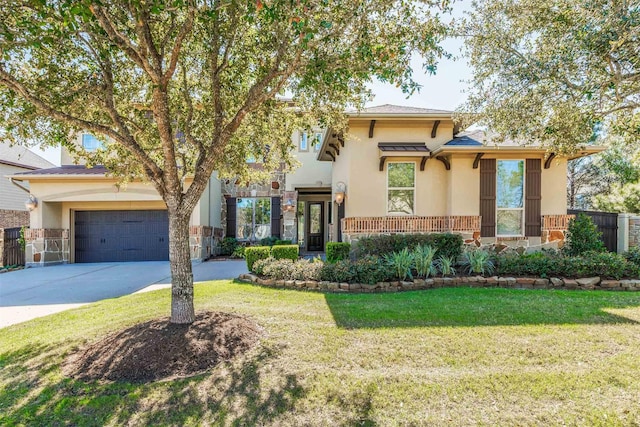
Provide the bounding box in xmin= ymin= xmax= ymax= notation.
xmin=544 ymin=152 xmax=556 ymax=169
xmin=431 ymin=120 xmax=441 ymax=138
xmin=379 ymin=156 xmax=387 ymax=171
xmin=436 ymin=155 xmax=451 ymax=171
xmin=369 ymin=120 xmax=376 ymax=139
xmin=420 ymin=156 xmax=429 ymax=171
xmin=473 ymin=153 xmax=484 ymax=169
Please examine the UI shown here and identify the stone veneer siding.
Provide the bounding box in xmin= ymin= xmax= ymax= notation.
xmin=189 ymin=225 xmax=224 ymax=261
xmin=239 ymin=274 xmax=640 ymax=293
xmin=0 ymin=209 xmax=29 ymax=229
xmin=629 ymin=216 xmax=640 ymax=249
xmin=25 ymin=228 xmax=69 ymax=267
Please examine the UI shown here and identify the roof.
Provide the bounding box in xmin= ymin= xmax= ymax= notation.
xmin=0 ymin=142 xmax=55 ymax=170
xmin=378 ymin=142 xmax=430 ymax=152
xmin=353 ymin=104 xmax=453 ymax=116
xmin=12 ymin=165 xmax=107 ymax=177
xmin=444 ymin=129 xmax=485 ymax=146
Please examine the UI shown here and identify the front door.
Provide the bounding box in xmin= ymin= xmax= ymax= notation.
xmin=306 ymin=202 xmax=324 ymax=251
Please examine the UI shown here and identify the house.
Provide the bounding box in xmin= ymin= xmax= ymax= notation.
xmin=9 ymin=105 xmax=604 ymax=266
xmin=0 ymin=142 xmax=54 ymax=228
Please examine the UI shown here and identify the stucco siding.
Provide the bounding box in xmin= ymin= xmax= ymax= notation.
xmin=286 ymin=130 xmax=333 ymax=191
xmin=447 ymin=155 xmax=479 ymax=216
xmin=0 ymin=164 xmax=30 ymax=211
xmin=541 ymin=157 xmax=568 ymax=215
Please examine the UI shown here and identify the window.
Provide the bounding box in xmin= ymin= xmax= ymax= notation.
xmin=496 ymin=160 xmax=524 ymax=236
xmin=236 ymin=198 xmax=271 ymax=241
xmin=82 ymin=134 xmax=104 ymax=151
xmin=313 ymin=132 xmax=323 ymax=152
xmin=387 ymin=162 xmax=415 ymax=215
xmin=299 ymin=132 xmax=309 ymax=151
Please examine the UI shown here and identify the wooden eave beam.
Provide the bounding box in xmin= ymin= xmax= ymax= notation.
xmin=431 ymin=120 xmax=441 ymax=138
xmin=473 ymin=153 xmax=484 ymax=169
xmin=369 ymin=120 xmax=376 ymax=138
xmin=436 ymin=155 xmax=451 ymax=170
xmin=326 ymin=150 xmax=336 ymax=161
xmin=338 ymin=137 xmax=344 ymax=147
xmin=420 ymin=156 xmax=429 ymax=171
xmin=544 ymin=152 xmax=556 ymax=169
xmin=379 ymin=156 xmax=387 ymax=171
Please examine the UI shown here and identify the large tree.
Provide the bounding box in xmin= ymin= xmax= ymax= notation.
xmin=459 ymin=0 xmax=640 ymax=153
xmin=0 ymin=0 xmax=449 ymax=323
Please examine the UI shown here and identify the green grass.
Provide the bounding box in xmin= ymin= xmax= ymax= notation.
xmin=2 ymin=282 xmax=640 ymax=426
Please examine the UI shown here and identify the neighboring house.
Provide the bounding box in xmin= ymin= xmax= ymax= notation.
xmin=0 ymin=142 xmax=54 ymax=228
xmin=10 ymin=105 xmax=604 ymax=267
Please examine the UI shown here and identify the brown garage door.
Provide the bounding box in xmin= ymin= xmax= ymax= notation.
xmin=75 ymin=210 xmax=169 ymax=263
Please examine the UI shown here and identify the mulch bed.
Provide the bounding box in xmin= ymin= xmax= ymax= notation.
xmin=64 ymin=311 xmax=262 ymax=383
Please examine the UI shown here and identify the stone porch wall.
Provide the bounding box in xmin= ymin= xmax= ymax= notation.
xmin=25 ymin=228 xmax=69 ymax=267
xmin=189 ymin=225 xmax=223 ymax=261
xmin=629 ymin=215 xmax=640 ymax=249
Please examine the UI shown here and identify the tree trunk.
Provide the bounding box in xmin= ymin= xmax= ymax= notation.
xmin=168 ymin=210 xmax=195 ymax=324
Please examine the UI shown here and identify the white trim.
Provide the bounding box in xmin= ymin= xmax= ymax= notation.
xmin=496 ymin=159 xmax=525 ymax=237
xmin=386 ymin=160 xmax=416 ymax=216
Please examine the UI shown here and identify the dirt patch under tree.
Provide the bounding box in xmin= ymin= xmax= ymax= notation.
xmin=64 ymin=311 xmax=262 ymax=382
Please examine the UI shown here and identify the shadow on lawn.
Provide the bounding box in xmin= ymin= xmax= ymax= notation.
xmin=324 ymin=287 xmax=640 ymax=329
xmin=0 ymin=343 xmax=305 ymax=426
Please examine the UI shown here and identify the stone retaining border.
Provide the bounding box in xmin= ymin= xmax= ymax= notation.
xmin=237 ymin=274 xmax=640 ymax=293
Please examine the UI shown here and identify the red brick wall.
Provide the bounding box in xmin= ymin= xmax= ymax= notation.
xmin=0 ymin=209 xmax=29 ymax=229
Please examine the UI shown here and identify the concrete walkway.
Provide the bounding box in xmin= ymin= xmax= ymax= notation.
xmin=0 ymin=260 xmax=248 ymax=328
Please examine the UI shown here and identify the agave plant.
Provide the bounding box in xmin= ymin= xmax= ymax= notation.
xmin=435 ymin=255 xmax=457 ymax=277
xmin=384 ymin=248 xmax=414 ymax=281
xmin=461 ymin=249 xmax=495 ymax=275
xmin=413 ymin=244 xmax=438 ymax=278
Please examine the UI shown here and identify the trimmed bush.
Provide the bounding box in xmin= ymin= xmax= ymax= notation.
xmin=563 ymin=213 xmax=606 ymax=256
xmin=260 ymin=236 xmax=279 ymax=246
xmin=326 ymin=242 xmax=351 ymax=263
xmin=272 ymin=245 xmax=299 ymax=261
xmin=319 ymin=255 xmax=390 ymax=285
xmin=220 ymin=237 xmax=238 ymax=256
xmin=624 ymin=246 xmax=640 ymax=268
xmin=245 ymin=246 xmax=271 ymax=272
xmin=255 ymin=257 xmax=323 ymax=281
xmin=275 ymin=239 xmax=293 ymax=245
xmin=496 ymin=251 xmax=639 ymax=280
xmin=354 ymin=233 xmax=463 ymax=260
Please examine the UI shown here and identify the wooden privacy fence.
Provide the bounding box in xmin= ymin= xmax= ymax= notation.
xmin=568 ymin=209 xmax=618 ymax=252
xmin=0 ymin=227 xmax=25 ymax=267
xmin=341 ymin=216 xmax=481 ymax=234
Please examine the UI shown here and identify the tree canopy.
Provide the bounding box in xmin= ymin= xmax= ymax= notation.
xmin=0 ymin=0 xmax=450 ymax=323
xmin=459 ymin=0 xmax=640 ymax=153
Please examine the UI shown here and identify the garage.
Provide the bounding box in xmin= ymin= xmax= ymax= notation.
xmin=74 ymin=210 xmax=169 ymax=263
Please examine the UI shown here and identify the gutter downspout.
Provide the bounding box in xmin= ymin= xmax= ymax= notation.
xmin=10 ymin=177 xmax=30 ymax=193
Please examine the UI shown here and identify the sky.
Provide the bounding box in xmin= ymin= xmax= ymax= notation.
xmin=29 ymin=4 xmax=471 ymax=166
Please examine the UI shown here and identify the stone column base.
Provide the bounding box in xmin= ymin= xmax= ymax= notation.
xmin=25 ymin=229 xmax=69 ymax=267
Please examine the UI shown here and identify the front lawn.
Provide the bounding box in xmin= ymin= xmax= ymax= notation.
xmin=2 ymin=282 xmax=640 ymax=425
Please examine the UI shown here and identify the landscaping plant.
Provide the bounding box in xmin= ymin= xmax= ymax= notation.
xmin=563 ymin=213 xmax=606 ymax=256
xmin=385 ymin=248 xmax=415 ymax=281
xmin=436 ymin=255 xmax=456 ymax=277
xmin=354 ymin=233 xmax=463 ymax=260
xmin=413 ymin=244 xmax=438 ymax=278
xmin=326 ymin=242 xmax=351 ymax=263
xmin=220 ymin=237 xmax=239 ymax=256
xmin=461 ymin=249 xmax=495 ymax=275
xmin=271 ymin=245 xmax=299 ymax=261
xmin=245 ymin=246 xmax=272 ymax=272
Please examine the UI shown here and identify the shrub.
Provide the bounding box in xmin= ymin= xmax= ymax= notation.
xmin=245 ymin=246 xmax=271 ymax=272
xmin=319 ymin=255 xmax=390 ymax=284
xmin=413 ymin=244 xmax=437 ymax=278
xmin=461 ymin=249 xmax=495 ymax=275
xmin=384 ymin=248 xmax=414 ymax=281
xmin=260 ymin=236 xmax=280 ymax=246
xmin=275 ymin=239 xmax=292 ymax=245
xmin=326 ymin=242 xmax=351 ymax=263
xmin=271 ymin=245 xmax=299 ymax=261
xmin=354 ymin=233 xmax=463 ymax=260
xmin=232 ymin=246 xmax=246 ymax=259
xmin=260 ymin=258 xmax=323 ymax=281
xmin=625 ymin=246 xmax=640 ymax=268
xmin=496 ymin=251 xmax=639 ymax=280
xmin=435 ymin=255 xmax=456 ymax=276
xmin=252 ymin=256 xmax=275 ymax=276
xmin=220 ymin=237 xmax=239 ymax=256
xmin=563 ymin=213 xmax=606 ymax=256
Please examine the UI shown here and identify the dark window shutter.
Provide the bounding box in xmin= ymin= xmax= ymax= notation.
xmin=480 ymin=159 xmax=496 ymax=237
xmin=271 ymin=197 xmax=281 ymax=238
xmin=525 ymin=159 xmax=542 ymax=236
xmin=226 ymin=197 xmax=236 ymax=238
xmin=337 ymin=202 xmax=345 ymax=242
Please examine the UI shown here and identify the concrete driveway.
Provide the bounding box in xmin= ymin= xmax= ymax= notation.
xmin=0 ymin=260 xmax=248 ymax=328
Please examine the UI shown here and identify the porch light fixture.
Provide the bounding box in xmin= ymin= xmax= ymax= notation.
xmin=25 ymin=195 xmax=38 ymax=211
xmin=335 ymin=181 xmax=346 ymax=205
